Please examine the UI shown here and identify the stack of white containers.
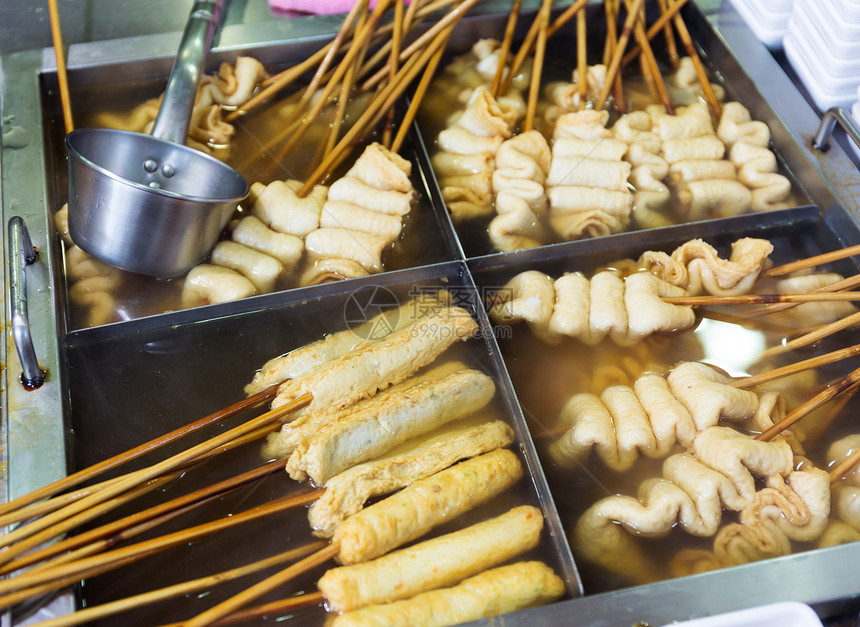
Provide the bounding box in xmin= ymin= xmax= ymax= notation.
xmin=727 ymin=0 xmax=795 ymax=50
xmin=784 ymin=0 xmax=860 ymax=111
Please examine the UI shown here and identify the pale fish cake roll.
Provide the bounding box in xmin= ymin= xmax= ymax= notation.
xmin=286 ymin=369 xmax=496 ymax=484
xmin=299 ymin=257 xmax=369 ymax=286
xmin=327 ymin=177 xmax=413 ymax=216
xmin=438 ymin=125 xmax=506 ymax=155
xmin=550 ymin=393 xmax=620 ymax=470
xmin=548 ymin=186 xmax=632 ymax=216
xmin=546 ymin=157 xmax=631 ymax=191
xmin=661 ymin=135 xmax=726 ymax=163
xmin=692 ymin=426 xmax=793 ymax=502
xmin=250 ymin=179 xmax=326 ymax=237
xmin=245 ymin=296 xmax=446 ymax=395
xmin=649 ymin=102 xmax=714 ymax=140
xmin=304 ymin=228 xmax=388 ymax=273
xmin=264 ymin=360 xmax=470 ymax=459
xmin=548 ymin=272 xmax=595 ymax=342
xmin=589 ymin=270 xmax=627 ymax=345
xmin=230 ymin=216 xmax=303 ymax=270
xmin=308 ymin=420 xmax=515 ymax=538
xmin=669 ymin=159 xmax=737 ymax=184
xmin=677 ymin=237 xmax=772 ymax=296
xmin=210 ymin=241 xmax=284 ymax=294
xmin=677 ymin=179 xmax=752 ymax=221
xmin=488 ymin=271 xmax=559 ymax=344
xmin=271 ymin=306 xmax=478 ymax=415
xmin=552 ymin=136 xmax=628 ymax=161
xmin=181 ymin=264 xmax=257 ymax=308
xmin=329 ymin=561 xmax=564 ymax=627
xmin=667 ymin=362 xmax=759 ymax=430
xmin=430 ymin=151 xmax=494 ymax=177
xmin=333 ymin=449 xmax=523 ymax=564
xmin=634 ymin=373 xmax=697 ymax=454
xmin=319 ymin=200 xmax=403 ymax=243
xmin=624 ymin=272 xmax=696 ymax=342
xmin=549 ymin=208 xmax=628 ymax=241
xmin=716 ymin=101 xmax=771 ymax=148
xmin=345 ymin=142 xmax=412 ymax=193
xmin=601 ymin=385 xmax=657 ymax=464
xmin=321 ymin=506 xmax=545 ymax=612
xmin=488 ymin=197 xmax=545 ymax=252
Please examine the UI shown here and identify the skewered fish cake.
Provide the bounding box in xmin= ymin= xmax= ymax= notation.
xmin=230 ymin=216 xmax=303 ymax=271
xmin=489 ymin=130 xmax=552 ymax=252
xmin=181 ymin=264 xmax=258 ymax=308
xmin=300 ymin=142 xmax=414 ymax=284
xmin=308 ymin=420 xmax=515 ymax=538
xmin=250 ymin=179 xmax=327 ymax=238
xmin=638 ymin=237 xmax=773 ymax=296
xmin=827 ymin=434 xmax=860 ymax=534
xmin=550 ymin=361 xmax=784 ymax=471
xmin=210 ymin=241 xmax=285 ymax=293
xmin=331 ymin=449 xmax=523 ymax=564
xmin=329 ymin=560 xmax=564 ymax=627
xmin=548 ymin=110 xmax=633 ymax=240
xmin=433 ymin=87 xmax=518 ymax=221
xmin=286 ymin=368 xmax=496 ymax=484
xmin=718 ymin=101 xmax=792 ymax=212
xmin=321 ymin=506 xmax=545 ymax=613
xmin=572 ymin=426 xmax=795 ymax=582
xmin=65 ymin=244 xmax=123 ymax=328
xmin=490 ymin=268 xmax=695 ymax=346
xmin=271 ymin=306 xmax=478 ymax=415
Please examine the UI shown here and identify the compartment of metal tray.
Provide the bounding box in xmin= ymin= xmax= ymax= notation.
xmin=59 ymin=260 xmax=579 ymax=625
xmin=468 ymin=201 xmax=860 ymax=623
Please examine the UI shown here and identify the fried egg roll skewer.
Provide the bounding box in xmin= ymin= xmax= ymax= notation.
xmin=271 ymin=306 xmax=479 ymax=416
xmin=320 ymin=505 xmax=543 ymax=612
xmin=183 ymin=449 xmax=523 ymax=627
xmin=330 ymin=560 xmax=565 ymax=627
xmin=308 ymin=420 xmax=515 ymax=537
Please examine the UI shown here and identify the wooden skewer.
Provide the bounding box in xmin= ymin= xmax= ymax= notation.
xmin=491 ymin=0 xmax=524 ymax=99
xmin=0 ymin=459 xmax=289 ymax=577
xmin=361 ymin=0 xmax=481 ymax=92
xmin=29 ymin=544 xmax=324 ymax=627
xmin=658 ymin=0 xmax=681 ymax=70
xmin=626 ymin=0 xmax=674 ymax=114
xmin=758 ymin=310 xmax=860 ymax=361
xmin=664 ymin=292 xmax=860 ymax=306
xmin=620 ymin=0 xmax=690 ymax=66
xmin=173 ymin=591 xmax=325 ymax=627
xmin=391 ymin=33 xmax=449 ymax=154
xmin=0 ymin=488 xmax=323 ymax=605
xmin=299 ymin=19 xmax=458 ymax=196
xmin=0 ymin=393 xmax=310 ymax=557
xmin=740 ymin=272 xmax=860 ymax=319
xmin=500 ymin=9 xmax=541 ymax=96
xmin=48 ymin=0 xmax=73 ymax=133
xmin=576 ymin=5 xmax=587 ymax=109
xmin=604 ymin=0 xmax=626 ymax=112
xmin=764 ymin=244 xmax=860 ymax=277
xmin=830 ymin=446 xmax=860 ymax=484
xmin=383 ymin=0 xmax=406 ymax=148
xmin=756 ymin=365 xmax=860 ymax=442
xmin=547 ymin=0 xmax=590 ymax=38
xmin=183 ymin=543 xmax=341 ymax=627
xmin=523 ymin=0 xmax=552 ymax=133
xmin=805 ymin=381 xmax=859 ymax=444
xmin=596 ymin=0 xmax=645 ymax=110
xmin=0 ymin=385 xmax=277 ymax=519
xmin=667 ymin=0 xmax=721 ymax=117
xmin=731 ymin=343 xmax=860 ymax=390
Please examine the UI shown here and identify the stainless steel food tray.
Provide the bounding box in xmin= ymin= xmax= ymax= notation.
xmin=3 ymin=0 xmax=860 ymax=624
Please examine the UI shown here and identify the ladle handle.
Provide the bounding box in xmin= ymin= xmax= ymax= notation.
xmin=7 ymin=217 xmax=46 ymax=389
xmin=150 ymin=0 xmax=224 ymax=145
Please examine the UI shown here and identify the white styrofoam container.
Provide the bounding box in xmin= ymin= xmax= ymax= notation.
xmin=727 ymin=0 xmax=793 ymax=49
xmin=661 ymin=602 xmax=823 ymax=627
xmin=819 ymin=0 xmax=860 ymax=23
xmin=784 ymin=33 xmax=859 ymax=110
xmin=794 ymin=0 xmax=860 ymax=59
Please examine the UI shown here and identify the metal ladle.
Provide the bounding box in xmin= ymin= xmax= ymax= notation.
xmin=65 ymin=0 xmax=249 ymax=278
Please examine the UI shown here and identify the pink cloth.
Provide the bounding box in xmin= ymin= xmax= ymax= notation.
xmin=269 ymin=0 xmax=383 ymax=14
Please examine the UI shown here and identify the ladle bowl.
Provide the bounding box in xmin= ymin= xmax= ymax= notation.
xmin=65 ymin=0 xmax=248 ymax=278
